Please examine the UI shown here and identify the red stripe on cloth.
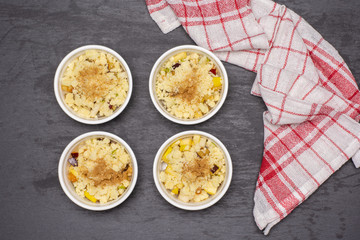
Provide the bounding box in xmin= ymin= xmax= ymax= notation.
xmin=182 ymin=2 xmax=189 ymax=33
xmin=234 ymin=0 xmax=254 ymax=48
xmin=289 ymin=125 xmax=335 ymax=172
xmin=181 ymin=9 xmax=252 ymax=27
xmin=215 ymin=0 xmax=234 ymax=50
xmin=301 ymin=81 xmax=320 ymax=100
xmin=257 ymin=175 xmax=285 ymax=218
xmin=252 ymin=50 xmax=262 ymax=72
xmin=212 ymin=32 xmax=265 ymax=51
xmin=274 ymin=17 xmax=302 ymax=91
xmin=308 ymin=121 xmax=349 ymax=160
xmin=225 ymin=51 xmax=231 ymax=61
xmin=259 ymin=160 xmax=301 ymax=212
xmin=148 ymin=2 xmax=168 ymax=14
xmin=264 ymin=124 xmax=321 ymax=186
xmin=195 ymin=0 xmax=213 ymax=51
xmin=312 ymin=54 xmax=358 ymax=100
xmin=274 ymin=95 xmax=287 ymax=125
xmin=272 ymin=46 xmax=307 ymax=56
xmin=261 ymin=150 xmax=306 ymax=201
xmin=171 ymin=0 xmax=249 ymax=18
xmin=269 ymin=8 xmax=288 ymax=46
xmin=304 ymin=39 xmax=355 ymax=83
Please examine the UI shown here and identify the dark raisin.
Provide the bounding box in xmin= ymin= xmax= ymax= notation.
xmin=109 ymin=104 xmax=113 ymax=110
xmin=71 ymin=152 xmax=79 ymax=159
xmin=210 ymin=68 xmax=216 ymax=75
xmin=172 ymin=63 xmax=181 ymax=69
xmin=210 ymin=164 xmax=219 ymax=174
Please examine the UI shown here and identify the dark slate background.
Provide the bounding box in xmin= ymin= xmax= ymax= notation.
xmin=0 ymin=0 xmax=359 ymax=239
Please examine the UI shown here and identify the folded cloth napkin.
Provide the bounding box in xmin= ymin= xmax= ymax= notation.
xmin=146 ymin=0 xmax=360 ymax=234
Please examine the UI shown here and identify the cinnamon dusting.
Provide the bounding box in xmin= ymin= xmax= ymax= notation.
xmin=77 ymin=65 xmax=113 ymax=101
xmin=182 ymin=156 xmax=210 ymax=182
xmin=170 ymin=68 xmax=201 ymax=103
xmin=84 ymin=159 xmax=131 ymax=188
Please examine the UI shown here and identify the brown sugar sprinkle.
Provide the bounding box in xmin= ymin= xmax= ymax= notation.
xmin=170 ymin=68 xmax=201 ymax=103
xmin=77 ymin=64 xmax=114 ymax=101
xmin=83 ymin=159 xmax=132 ymax=188
xmin=182 ymin=156 xmax=210 ymax=182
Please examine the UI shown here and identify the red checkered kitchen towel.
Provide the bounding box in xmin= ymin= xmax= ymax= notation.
xmin=146 ymin=0 xmax=360 ymax=234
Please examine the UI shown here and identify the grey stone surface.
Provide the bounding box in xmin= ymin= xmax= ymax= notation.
xmin=0 ymin=0 xmax=359 ymax=239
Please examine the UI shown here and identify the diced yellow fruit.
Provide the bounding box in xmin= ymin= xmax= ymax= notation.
xmin=197 ymin=150 xmax=205 ymax=158
xmin=204 ymin=182 xmax=217 ymax=195
xmin=180 ymin=138 xmax=192 ymax=151
xmin=173 ymin=52 xmax=187 ymax=62
xmin=170 ymin=140 xmax=178 ymax=148
xmin=84 ymin=191 xmax=97 ymax=203
xmin=61 ymin=85 xmax=73 ymax=92
xmin=165 ymin=164 xmax=175 ymax=175
xmin=194 ymin=111 xmax=203 ymax=119
xmin=162 ymin=146 xmax=173 ymax=163
xmin=107 ymin=60 xmax=114 ymax=70
xmin=68 ymin=173 xmax=77 ymax=182
xmin=69 ymin=167 xmax=78 ymax=177
xmin=172 ymin=187 xmax=179 ymax=195
xmin=212 ymin=77 xmax=222 ymax=88
xmin=176 ymin=183 xmax=184 ymax=188
xmin=193 ymin=135 xmax=201 ymax=144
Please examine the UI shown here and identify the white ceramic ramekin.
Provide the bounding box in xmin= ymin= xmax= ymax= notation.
xmin=153 ymin=130 xmax=232 ymax=210
xmin=58 ymin=131 xmax=138 ymax=211
xmin=149 ymin=45 xmax=228 ymax=125
xmin=54 ymin=45 xmax=133 ymax=124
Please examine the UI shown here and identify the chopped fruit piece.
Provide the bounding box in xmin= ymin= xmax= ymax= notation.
xmin=194 ymin=111 xmax=203 ymax=118
xmin=180 ymin=144 xmax=190 ymax=152
xmin=173 ymin=52 xmax=187 ymax=62
xmin=84 ymin=191 xmax=97 ymax=203
xmin=197 ymin=150 xmax=205 ymax=158
xmin=210 ymin=68 xmax=216 ymax=75
xmin=193 ymin=135 xmax=201 ymax=144
xmin=165 ymin=164 xmax=175 ymax=175
xmin=164 ymin=68 xmax=170 ymax=73
xmin=118 ymin=185 xmax=126 ymax=190
xmin=197 ymin=148 xmax=209 ymax=158
xmin=69 ymin=167 xmax=78 ymax=177
xmin=172 ymin=187 xmax=179 ymax=195
xmin=126 ymin=166 xmax=133 ymax=177
xmin=162 ymin=146 xmax=173 ymax=163
xmin=180 ymin=138 xmax=192 ymax=151
xmin=206 ymin=57 xmax=211 ymax=62
xmin=111 ymin=149 xmax=117 ymax=155
xmin=212 ymin=77 xmax=222 ymax=88
xmin=204 ymin=182 xmax=217 ymax=195
xmin=172 ymin=63 xmax=181 ymax=69
xmin=210 ymin=164 xmax=219 ymax=174
xmin=71 ymin=152 xmax=79 ymax=158
xmin=68 ymin=172 xmax=77 ymax=182
xmin=195 ymin=187 xmax=202 ymax=194
xmin=68 ymin=157 xmax=78 ymax=167
xmin=109 ymin=104 xmax=113 ymax=110
xmin=61 ymin=85 xmax=73 ymax=92
xmin=107 ymin=60 xmax=114 ymax=70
